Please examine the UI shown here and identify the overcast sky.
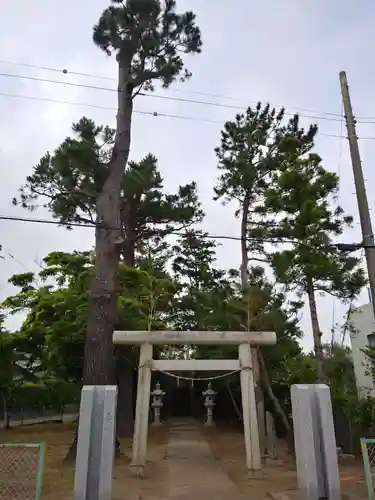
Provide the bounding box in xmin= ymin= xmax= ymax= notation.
xmin=1 ymin=0 xmax=375 ymax=350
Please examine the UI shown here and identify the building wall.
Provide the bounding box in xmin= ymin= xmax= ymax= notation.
xmin=349 ymin=303 xmax=375 ymax=398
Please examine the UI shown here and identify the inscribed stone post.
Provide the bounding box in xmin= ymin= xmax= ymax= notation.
xmin=309 ymin=386 xmax=326 ymax=499
xmin=291 ymin=384 xmax=341 ymax=500
xmin=74 ymin=385 xmax=117 ymax=500
xmin=314 ymin=384 xmax=341 ymax=500
xmin=291 ymin=385 xmax=320 ymax=500
xmin=74 ymin=386 xmax=95 ymax=500
xmin=98 ymin=386 xmax=118 ymax=500
xmin=86 ymin=387 xmax=105 ymax=500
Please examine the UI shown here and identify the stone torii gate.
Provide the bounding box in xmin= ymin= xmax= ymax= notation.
xmin=113 ymin=330 xmax=276 ymax=475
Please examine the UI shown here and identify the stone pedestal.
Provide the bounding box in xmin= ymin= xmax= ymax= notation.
xmin=74 ymin=386 xmax=117 ymax=500
xmin=291 ymin=384 xmax=340 ymax=500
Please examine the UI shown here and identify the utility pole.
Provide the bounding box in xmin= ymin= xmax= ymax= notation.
xmin=339 ymin=71 xmax=375 ymax=316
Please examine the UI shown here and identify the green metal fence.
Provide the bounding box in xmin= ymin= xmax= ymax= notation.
xmin=0 ymin=443 xmax=45 ymax=500
xmin=361 ymin=438 xmax=375 ymax=500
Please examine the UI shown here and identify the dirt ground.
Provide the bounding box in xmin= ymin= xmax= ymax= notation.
xmin=0 ymin=422 xmax=369 ymax=500
xmin=203 ymin=425 xmax=369 ymax=499
xmin=0 ymin=422 xmax=169 ymax=500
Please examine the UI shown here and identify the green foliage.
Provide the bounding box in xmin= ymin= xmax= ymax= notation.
xmin=263 ymin=150 xmax=365 ymax=381
xmin=214 ymin=102 xmax=366 ymax=385
xmin=2 ymin=251 xmax=177 ymax=383
xmin=0 ymin=314 xmax=39 ymax=408
xmin=323 ymin=343 xmax=357 ymax=404
xmin=168 ymin=231 xmax=304 ymax=392
xmin=13 ymin=0 xmax=204 ymax=394
xmin=6 ymin=94 xmax=370 ymax=428
xmin=117 ymin=265 xmax=176 ymax=331
xmin=120 ymin=154 xmax=204 ymax=242
xmin=2 ymin=254 xmax=90 ymax=383
xmin=11 ymin=380 xmax=80 ymax=411
xmin=14 ymin=121 xmax=203 ymax=239
xmin=264 ymin=153 xmax=366 ymax=300
xmin=93 ymin=0 xmax=202 ymax=89
xmin=170 ymin=230 xmax=236 ymax=332
xmin=13 ymin=118 xmax=110 ymax=226
xmin=214 ymin=103 xmax=317 ymax=254
xmin=0 ymin=318 xmax=16 ymax=394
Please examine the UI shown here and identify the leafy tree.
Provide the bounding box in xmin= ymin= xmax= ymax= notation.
xmin=0 ymin=317 xmax=15 ymax=428
xmin=225 ymin=267 xmax=301 ymax=437
xmin=362 ymin=343 xmax=375 ymax=392
xmin=14 ymin=0 xmax=203 ymax=390
xmin=84 ymin=0 xmax=202 ymax=386
xmin=2 ymin=250 xmax=176 ymax=436
xmin=12 ymin=381 xmax=80 ymax=414
xmin=2 ymin=256 xmax=90 ymax=383
xmin=214 ymin=103 xmax=317 ymax=275
xmin=170 ymin=230 xmax=235 ymax=332
xmin=15 ymin=123 xmax=202 ymax=266
xmin=14 ymin=121 xmax=203 ymax=433
xmin=2 ymin=251 xmax=176 ymax=377
xmin=214 ymin=103 xmax=314 ymax=436
xmin=169 ymin=231 xmax=302 ymax=436
xmin=135 ymin=235 xmax=173 ymax=273
xmin=322 ymin=343 xmax=356 ymax=403
xmin=262 ymin=154 xmax=367 ymax=382
xmin=0 ymin=314 xmax=38 ymax=428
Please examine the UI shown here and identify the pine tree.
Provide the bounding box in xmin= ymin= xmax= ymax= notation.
xmin=214 ymin=103 xmax=316 ymax=438
xmin=14 ymin=118 xmax=203 ymax=434
xmin=23 ymin=0 xmax=202 ymax=388
xmin=214 ymin=103 xmax=317 ymax=274
xmin=170 ymin=230 xmax=234 ymax=332
xmin=263 ymin=151 xmax=367 ymax=382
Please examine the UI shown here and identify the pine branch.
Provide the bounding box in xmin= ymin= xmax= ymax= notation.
xmin=132 ymin=67 xmax=172 ymax=87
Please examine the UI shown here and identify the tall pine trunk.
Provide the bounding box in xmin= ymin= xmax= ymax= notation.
xmin=306 ymin=277 xmax=327 ymax=383
xmin=67 ymin=62 xmax=134 ymax=459
xmin=83 ymin=204 xmax=119 ymax=385
xmin=83 ymin=63 xmax=134 ymax=385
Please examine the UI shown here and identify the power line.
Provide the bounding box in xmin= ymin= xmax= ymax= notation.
xmin=0 ymin=244 xmax=43 ymax=288
xmin=0 ymin=70 xmax=358 ymax=124
xmin=0 ymin=214 xmax=270 ymax=242
xmin=0 ymin=245 xmax=34 ymax=273
xmin=0 ymin=60 xmax=114 ymax=81
xmin=0 ymin=214 xmax=303 ymax=245
xmin=0 ymin=59 xmax=345 ymax=118
xmin=0 ymin=91 xmax=227 ymax=125
xmin=0 ymin=214 xmax=370 ymax=251
xmin=1 ymin=91 xmax=374 ymax=140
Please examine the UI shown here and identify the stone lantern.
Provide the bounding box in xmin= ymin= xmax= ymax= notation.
xmin=202 ymin=381 xmax=217 ymax=427
xmin=151 ymin=381 xmax=165 ymax=426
